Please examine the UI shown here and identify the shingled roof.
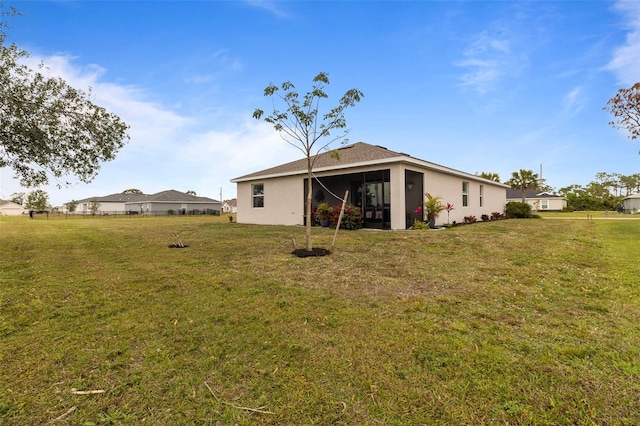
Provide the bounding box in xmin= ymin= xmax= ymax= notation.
xmin=232 ymin=142 xmax=410 ymax=181
xmin=144 ymin=190 xmax=217 ymax=203
xmin=76 ymin=190 xmax=218 ymax=204
xmin=231 ymin=141 xmax=511 ymax=188
xmin=76 ymin=193 xmax=147 ymax=203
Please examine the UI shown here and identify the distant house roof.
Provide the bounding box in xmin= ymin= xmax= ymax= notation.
xmin=232 ymin=142 xmax=509 ymax=187
xmin=76 ymin=190 xmax=219 ymax=204
xmin=142 ymin=190 xmax=218 ymax=203
xmin=623 ymin=193 xmax=640 ymax=200
xmin=0 ymin=199 xmax=25 ymax=214
xmin=223 ymin=199 xmax=237 ymax=207
xmin=506 ymin=189 xmax=565 ymax=199
xmin=76 ymin=193 xmax=147 ymax=203
xmin=0 ymin=199 xmax=23 ymax=208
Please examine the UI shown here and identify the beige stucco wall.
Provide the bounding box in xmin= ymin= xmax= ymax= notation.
xmin=236 ymin=164 xmax=507 ymax=229
xmin=0 ymin=202 xmax=25 ymax=216
xmin=529 ymin=198 xmax=566 ymax=211
xmin=508 ymin=197 xmax=567 ymax=212
xmin=236 ymin=175 xmax=305 ymax=226
xmin=419 ymin=168 xmax=505 ymax=226
xmin=77 ymin=201 xmax=126 ymax=214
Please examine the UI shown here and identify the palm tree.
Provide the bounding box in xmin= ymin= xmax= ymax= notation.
xmin=479 ymin=172 xmax=501 ymax=182
xmin=506 ymin=169 xmax=540 ymax=203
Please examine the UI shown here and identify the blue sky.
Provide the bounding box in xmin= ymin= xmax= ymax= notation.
xmin=1 ymin=0 xmax=639 ymax=206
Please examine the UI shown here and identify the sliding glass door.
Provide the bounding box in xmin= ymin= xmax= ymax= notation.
xmin=352 ymin=170 xmax=390 ymax=229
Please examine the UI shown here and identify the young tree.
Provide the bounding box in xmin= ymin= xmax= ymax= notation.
xmin=88 ymin=199 xmax=101 ymax=215
xmin=0 ymin=5 xmax=130 ymax=187
xmin=25 ymin=189 xmax=49 ymax=211
xmin=604 ymin=82 xmax=640 ymax=140
xmin=253 ymin=72 xmax=363 ymax=252
xmin=506 ymin=169 xmax=540 ymax=203
xmin=64 ymin=199 xmax=78 ymax=213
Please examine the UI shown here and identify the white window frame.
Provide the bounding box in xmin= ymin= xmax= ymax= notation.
xmin=462 ymin=181 xmax=469 ymax=207
xmin=479 ymin=184 xmax=484 ymax=207
xmin=252 ymin=183 xmax=264 ymax=208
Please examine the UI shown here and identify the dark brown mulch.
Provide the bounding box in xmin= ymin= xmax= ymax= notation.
xmin=292 ymin=247 xmax=331 ymax=257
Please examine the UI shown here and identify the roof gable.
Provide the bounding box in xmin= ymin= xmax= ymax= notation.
xmin=75 ymin=193 xmax=148 ymax=203
xmin=0 ymin=200 xmax=24 ymax=209
xmin=231 ymin=142 xmax=508 ymax=188
xmin=75 ymin=190 xmax=219 ymax=204
xmin=232 ymin=142 xmax=404 ymax=181
xmin=144 ymin=190 xmax=218 ymax=203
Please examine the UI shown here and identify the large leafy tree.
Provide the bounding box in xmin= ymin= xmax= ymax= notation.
xmin=506 ymin=169 xmax=540 ymax=203
xmin=253 ymin=72 xmax=363 ymax=252
xmin=25 ymin=189 xmax=48 ymax=211
xmin=0 ymin=4 xmax=130 ymax=187
xmin=604 ymin=82 xmax=640 ymax=140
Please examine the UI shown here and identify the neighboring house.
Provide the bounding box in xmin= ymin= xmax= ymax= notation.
xmin=0 ymin=199 xmax=26 ymax=216
xmin=506 ymin=189 xmax=567 ymax=212
xmin=75 ymin=193 xmax=147 ymax=214
xmin=231 ymin=142 xmax=508 ymax=230
xmin=622 ymin=193 xmax=640 ymax=213
xmin=72 ymin=190 xmax=221 ymax=215
xmin=222 ymin=199 xmax=237 ymax=213
xmin=124 ymin=190 xmax=221 ymax=215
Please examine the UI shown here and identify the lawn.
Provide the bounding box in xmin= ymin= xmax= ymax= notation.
xmin=1 ymin=215 xmax=639 ymax=425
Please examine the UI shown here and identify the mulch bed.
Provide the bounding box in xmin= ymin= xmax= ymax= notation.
xmin=292 ymin=247 xmax=331 ymax=257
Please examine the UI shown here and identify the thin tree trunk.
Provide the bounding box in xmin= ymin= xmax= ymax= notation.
xmin=305 ymin=155 xmax=313 ymax=251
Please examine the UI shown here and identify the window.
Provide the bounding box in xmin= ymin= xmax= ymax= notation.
xmin=479 ymin=184 xmax=484 ymax=207
xmin=541 ymin=199 xmax=548 ymax=210
xmin=462 ymin=181 xmax=469 ymax=207
xmin=252 ymin=183 xmax=264 ymax=208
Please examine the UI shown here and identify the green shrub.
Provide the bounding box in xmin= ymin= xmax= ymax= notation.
xmin=329 ymin=204 xmax=362 ymax=230
xmin=505 ymin=201 xmax=532 ymax=218
xmin=411 ymin=220 xmax=430 ymax=230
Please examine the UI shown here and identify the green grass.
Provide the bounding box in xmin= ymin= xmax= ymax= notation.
xmin=1 ymin=215 xmax=640 ymax=424
xmin=538 ymin=210 xmax=635 ymax=219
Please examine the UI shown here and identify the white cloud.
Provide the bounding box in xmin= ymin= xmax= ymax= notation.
xmin=607 ymin=1 xmax=640 ymax=85
xmin=562 ymin=86 xmax=586 ymax=117
xmin=243 ymin=0 xmax=290 ymax=19
xmin=456 ymin=30 xmax=522 ymax=95
xmin=1 ymin=53 xmax=300 ymax=206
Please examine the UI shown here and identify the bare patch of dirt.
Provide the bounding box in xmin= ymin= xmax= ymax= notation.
xmin=292 ymin=248 xmax=331 ymax=257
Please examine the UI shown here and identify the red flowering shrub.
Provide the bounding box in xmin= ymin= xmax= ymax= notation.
xmin=328 ymin=204 xmax=362 ymax=230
